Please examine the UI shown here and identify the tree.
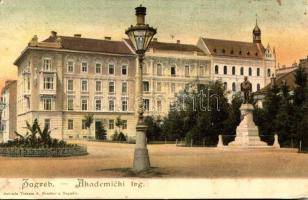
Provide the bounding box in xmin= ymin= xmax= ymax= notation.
xmin=84 ymin=114 xmax=94 ymax=137
xmin=222 ymin=93 xmax=242 ymax=145
xmin=144 ymin=116 xmax=163 ymax=141
xmin=254 ymin=82 xmax=281 ymax=144
xmin=96 ymin=123 xmax=107 ymax=140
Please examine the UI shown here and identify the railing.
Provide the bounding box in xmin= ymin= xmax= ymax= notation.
xmin=0 ymin=145 xmax=88 ymax=157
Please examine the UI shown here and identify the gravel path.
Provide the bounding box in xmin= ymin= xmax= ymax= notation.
xmin=0 ymin=141 xmax=307 ymax=178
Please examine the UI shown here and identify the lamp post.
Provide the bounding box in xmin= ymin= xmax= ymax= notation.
xmin=125 ymin=5 xmax=157 ymax=172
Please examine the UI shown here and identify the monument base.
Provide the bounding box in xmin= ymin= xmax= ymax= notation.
xmin=229 ymin=104 xmax=268 ymax=148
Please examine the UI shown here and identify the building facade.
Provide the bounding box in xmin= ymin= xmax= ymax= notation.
xmin=0 ymin=80 xmax=17 ymax=142
xmin=14 ymin=32 xmax=137 ymax=140
xmin=197 ymin=23 xmax=276 ymax=100
xmin=125 ymin=39 xmax=211 ymax=117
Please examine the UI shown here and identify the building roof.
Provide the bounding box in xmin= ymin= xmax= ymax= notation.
xmin=254 ymin=68 xmax=299 ymax=95
xmin=1 ymin=80 xmax=17 ymax=95
xmin=124 ymin=39 xmax=205 ymax=54
xmin=42 ymin=36 xmax=134 ymax=55
xmin=201 ymin=38 xmax=265 ymax=59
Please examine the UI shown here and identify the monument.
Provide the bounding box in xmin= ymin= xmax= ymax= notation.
xmin=229 ymin=76 xmax=268 ymax=147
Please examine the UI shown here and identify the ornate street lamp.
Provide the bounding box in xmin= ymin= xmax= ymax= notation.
xmin=125 ymin=5 xmax=157 ymax=172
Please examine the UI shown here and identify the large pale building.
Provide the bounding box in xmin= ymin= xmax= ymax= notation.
xmin=197 ymin=22 xmax=276 ymax=100
xmin=13 ymin=22 xmax=276 ymax=140
xmin=0 ymin=80 xmax=17 ymax=142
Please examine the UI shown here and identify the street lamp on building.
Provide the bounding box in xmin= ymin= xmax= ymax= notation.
xmin=125 ymin=5 xmax=157 ymax=172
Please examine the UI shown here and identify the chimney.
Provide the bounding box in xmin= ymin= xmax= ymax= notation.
xmin=51 ymin=31 xmax=57 ymax=38
xmin=104 ymin=36 xmax=111 ymax=40
xmin=74 ymin=34 xmax=81 ymax=38
xmin=153 ymin=38 xmax=158 ymax=42
xmin=176 ymin=40 xmax=180 ymax=44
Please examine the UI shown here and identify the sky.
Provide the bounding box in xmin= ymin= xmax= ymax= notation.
xmin=0 ymin=0 xmax=308 ymax=90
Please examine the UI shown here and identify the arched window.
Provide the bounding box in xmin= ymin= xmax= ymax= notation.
xmin=267 ymin=69 xmax=271 ymax=77
xmin=257 ymin=68 xmax=260 ymax=76
xmin=240 ymin=67 xmax=244 ymax=75
xmin=215 ymin=65 xmax=219 ymax=74
xmin=257 ymin=83 xmax=260 ymax=91
xmin=232 ymin=66 xmax=235 ymax=75
xmin=157 ymin=64 xmax=162 ymax=76
xmin=232 ymin=82 xmax=236 ymax=92
xmin=224 ymin=66 xmax=227 ymax=75
xmin=249 ymin=67 xmax=252 ymax=76
xmin=223 ymin=82 xmax=227 ymax=90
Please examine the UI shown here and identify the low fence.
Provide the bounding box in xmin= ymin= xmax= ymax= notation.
xmin=0 ymin=145 xmax=88 ymax=157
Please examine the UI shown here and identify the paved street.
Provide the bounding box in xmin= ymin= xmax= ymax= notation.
xmin=0 ymin=141 xmax=307 ymax=178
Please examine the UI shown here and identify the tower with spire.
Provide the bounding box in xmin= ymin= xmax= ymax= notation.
xmin=253 ymin=15 xmax=261 ymax=43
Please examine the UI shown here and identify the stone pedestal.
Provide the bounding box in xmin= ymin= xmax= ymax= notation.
xmin=229 ymin=104 xmax=268 ymax=147
xmin=273 ymin=134 xmax=280 ymax=148
xmin=217 ymin=135 xmax=224 ymax=148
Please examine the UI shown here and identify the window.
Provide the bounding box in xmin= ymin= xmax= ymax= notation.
xmin=223 ymin=82 xmax=227 ymax=90
xmin=95 ymin=63 xmax=102 ymax=74
xmin=67 ymin=61 xmax=74 ymax=72
xmin=43 ymin=58 xmax=52 ymax=71
xmin=95 ymin=99 xmax=102 ymax=111
xmin=249 ymin=67 xmax=252 ymax=76
xmin=224 ymin=66 xmax=227 ymax=75
xmin=257 ymin=68 xmax=260 ymax=76
xmin=109 ymin=120 xmax=114 ymax=129
xmin=257 ymin=83 xmax=261 ymax=91
xmin=67 ymin=80 xmax=73 ymax=91
xmin=43 ymin=98 xmax=52 ymax=111
xmin=185 ymin=66 xmax=190 ymax=77
xmin=44 ymin=119 xmax=50 ymax=128
xmin=143 ymin=81 xmax=149 ymax=92
xmin=143 ymin=99 xmax=150 ymax=111
xmin=267 ymin=69 xmax=271 ymax=77
xmin=156 ymin=82 xmax=161 ymax=92
xmin=199 ymin=66 xmax=204 ymax=77
xmin=109 ymin=81 xmax=115 ymax=93
xmin=109 ymin=100 xmax=114 ymax=111
xmin=122 ymin=82 xmax=127 ymax=94
xmin=109 ymin=64 xmax=115 ymax=75
xmin=43 ymin=76 xmax=54 ymax=90
xmin=68 ymin=119 xmax=73 ymax=130
xmin=171 ymin=83 xmax=176 ymax=92
xmin=232 ymin=82 xmax=236 ymax=92
xmin=81 ymin=99 xmax=88 ymax=111
xmin=171 ymin=66 xmax=176 ymax=76
xmin=67 ymin=98 xmax=74 ymax=110
xmin=95 ymin=81 xmax=102 ymax=92
xmin=232 ymin=66 xmax=235 ymax=75
xmin=215 ymin=65 xmax=219 ymax=74
xmin=122 ymin=120 xmax=127 ymax=129
xmin=240 ymin=67 xmax=244 ymax=75
xmin=157 ymin=100 xmax=162 ymax=112
xmin=82 ymin=120 xmax=87 ymax=129
xmin=121 ymin=65 xmax=127 ymax=75
xmin=81 ymin=62 xmax=88 ymax=73
xmin=122 ymin=100 xmax=128 ymax=111
xmin=81 ymin=80 xmax=88 ymax=92
xmin=27 ymin=77 xmax=31 ymax=90
xmin=157 ymin=64 xmax=162 ymax=76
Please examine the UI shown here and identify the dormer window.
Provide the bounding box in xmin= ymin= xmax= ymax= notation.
xmin=255 ymin=52 xmax=258 ymax=56
xmin=247 ymin=52 xmax=250 ymax=56
xmin=230 ymin=50 xmax=234 ymax=54
xmin=239 ymin=51 xmax=242 ymax=55
xmin=213 ymin=48 xmax=217 ymax=53
xmin=222 ymin=49 xmax=225 ymax=53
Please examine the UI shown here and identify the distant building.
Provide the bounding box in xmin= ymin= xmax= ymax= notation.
xmin=0 ymin=80 xmax=17 ymax=142
xmin=197 ymin=22 xmax=276 ymax=100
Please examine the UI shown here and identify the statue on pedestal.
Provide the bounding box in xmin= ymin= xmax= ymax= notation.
xmin=241 ymin=76 xmax=252 ymax=104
